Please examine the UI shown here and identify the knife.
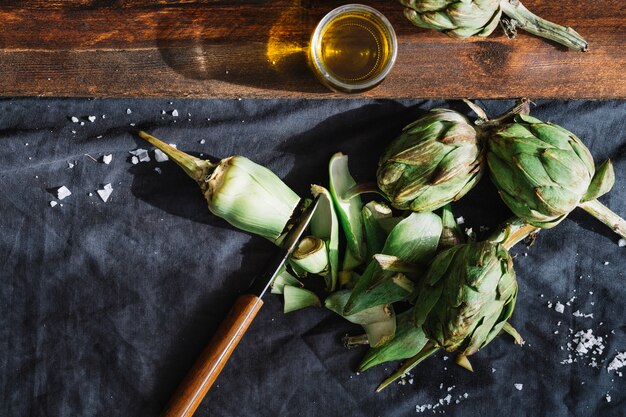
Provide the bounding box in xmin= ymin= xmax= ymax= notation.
xmin=160 ymin=195 xmax=321 ymax=417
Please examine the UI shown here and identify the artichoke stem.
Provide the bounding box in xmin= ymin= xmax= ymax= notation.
xmin=342 ymin=182 xmax=387 ymax=201
xmin=501 ymin=223 xmax=540 ymax=250
xmin=343 ymin=334 xmax=369 ymax=348
xmin=475 ymin=98 xmax=531 ymax=127
xmin=578 ymin=199 xmax=626 ymax=240
xmin=138 ymin=131 xmax=217 ymax=182
xmin=488 ymin=217 xmax=540 ymax=250
xmin=500 ymin=0 xmax=588 ymax=52
xmin=375 ymin=343 xmax=438 ymax=392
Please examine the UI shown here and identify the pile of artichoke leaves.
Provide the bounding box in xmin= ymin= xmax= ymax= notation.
xmin=138 ymin=99 xmax=625 ymax=391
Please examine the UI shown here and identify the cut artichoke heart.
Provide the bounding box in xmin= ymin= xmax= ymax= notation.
xmin=138 ymin=131 xmax=300 ymax=242
xmin=290 ymin=236 xmax=329 ymax=276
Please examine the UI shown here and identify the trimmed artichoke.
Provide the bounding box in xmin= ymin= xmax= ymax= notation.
xmin=413 ymin=241 xmax=517 ymax=361
xmin=377 ymin=109 xmax=483 ymax=212
xmin=138 ymin=131 xmax=300 ymax=243
xmin=400 ymin=0 xmax=588 ymax=52
xmin=487 ymin=115 xmax=626 ymax=239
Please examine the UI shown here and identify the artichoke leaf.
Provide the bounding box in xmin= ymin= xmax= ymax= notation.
xmin=362 ymin=201 xmax=393 ymax=260
xmin=271 ymin=270 xmax=303 ymax=295
xmin=345 ymin=213 xmax=443 ymax=315
xmin=329 ymin=153 xmax=365 ymax=262
xmin=358 ymin=311 xmax=429 ymax=372
xmin=581 ymin=160 xmax=615 ymax=202
xmin=283 ymin=286 xmax=320 ymax=313
xmin=311 ymin=185 xmax=340 ymax=291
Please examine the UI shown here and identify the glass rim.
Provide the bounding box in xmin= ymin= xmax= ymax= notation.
xmin=310 ymin=4 xmax=398 ymax=93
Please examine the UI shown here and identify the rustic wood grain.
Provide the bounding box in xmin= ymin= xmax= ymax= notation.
xmin=159 ymin=293 xmax=263 ymax=417
xmin=0 ymin=0 xmax=623 ymax=98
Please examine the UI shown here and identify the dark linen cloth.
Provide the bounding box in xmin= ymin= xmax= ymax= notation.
xmin=0 ymin=98 xmax=624 ymax=417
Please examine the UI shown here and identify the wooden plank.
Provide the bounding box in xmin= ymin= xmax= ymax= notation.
xmin=0 ymin=0 xmax=624 ymax=98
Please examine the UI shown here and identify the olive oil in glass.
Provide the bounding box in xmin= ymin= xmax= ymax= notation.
xmin=310 ymin=5 xmax=397 ymax=93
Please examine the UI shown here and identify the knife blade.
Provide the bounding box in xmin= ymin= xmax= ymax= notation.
xmin=160 ymin=195 xmax=321 ymax=417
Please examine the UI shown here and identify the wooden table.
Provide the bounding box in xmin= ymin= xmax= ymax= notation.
xmin=0 ymin=0 xmax=624 ymax=98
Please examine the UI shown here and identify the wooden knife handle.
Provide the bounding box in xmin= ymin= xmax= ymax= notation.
xmin=160 ymin=294 xmax=264 ymax=417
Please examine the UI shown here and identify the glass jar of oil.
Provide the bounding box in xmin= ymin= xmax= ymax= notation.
xmin=309 ymin=4 xmax=397 ymax=93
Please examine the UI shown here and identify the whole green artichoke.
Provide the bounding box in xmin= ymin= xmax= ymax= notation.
xmin=401 ymin=0 xmax=502 ymax=39
xmin=413 ymin=241 xmax=517 ymax=359
xmin=377 ymin=109 xmax=483 ymax=212
xmin=487 ymin=114 xmax=626 ymax=239
xmin=400 ymin=0 xmax=588 ymax=52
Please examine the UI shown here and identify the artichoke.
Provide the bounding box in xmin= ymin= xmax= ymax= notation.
xmin=413 ymin=241 xmax=518 ymax=364
xmin=401 ymin=0 xmax=502 ymax=39
xmin=487 ymin=114 xmax=626 ymax=239
xmin=138 ymin=131 xmax=300 ymax=243
xmin=400 ymin=0 xmax=588 ymax=52
xmin=377 ymin=109 xmax=483 ymax=212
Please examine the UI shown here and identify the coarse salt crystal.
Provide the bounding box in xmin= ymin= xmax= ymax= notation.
xmin=154 ymin=149 xmax=169 ymax=162
xmin=126 ymin=108 xmax=132 ymax=114
xmin=172 ymin=109 xmax=179 ymax=117
xmin=129 ymin=148 xmax=150 ymax=162
xmin=71 ymin=116 xmax=79 ymax=123
xmin=199 ymin=139 xmax=206 ymax=144
xmin=102 ymin=154 xmax=112 ymax=165
xmin=456 ymin=216 xmax=465 ymax=225
xmin=514 ymin=384 xmax=523 ymax=391
xmin=604 ymin=261 xmax=610 ymax=265
xmin=608 ymin=352 xmax=626 ymax=372
xmin=619 ymin=239 xmax=626 ymax=247
xmin=57 ymin=186 xmax=72 ymax=200
xmin=154 ymin=167 xmax=162 ymax=175
xmin=131 ymin=156 xmax=139 ymax=165
xmin=555 ymin=302 xmax=565 ymax=314
xmin=88 ymin=116 xmax=96 ymax=123
xmin=67 ymin=162 xmax=74 ymax=169
xmin=606 ymin=394 xmax=611 ymax=403
xmin=97 ymin=183 xmax=113 ymax=202
xmin=50 ymin=201 xmax=58 ymax=207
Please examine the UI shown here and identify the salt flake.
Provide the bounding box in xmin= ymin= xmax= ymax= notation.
xmin=514 ymin=383 xmax=523 ymax=391
xmin=555 ymin=302 xmax=565 ymax=314
xmin=154 ymin=149 xmax=169 ymax=162
xmin=102 ymin=154 xmax=113 ymax=165
xmin=619 ymin=239 xmax=626 ymax=247
xmin=608 ymin=352 xmax=626 ymax=372
xmin=97 ymin=183 xmax=113 ymax=202
xmin=57 ymin=186 xmax=72 ymax=200
xmin=88 ymin=116 xmax=96 ymax=123
xmin=129 ymin=148 xmax=150 ymax=162
xmin=50 ymin=201 xmax=58 ymax=207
